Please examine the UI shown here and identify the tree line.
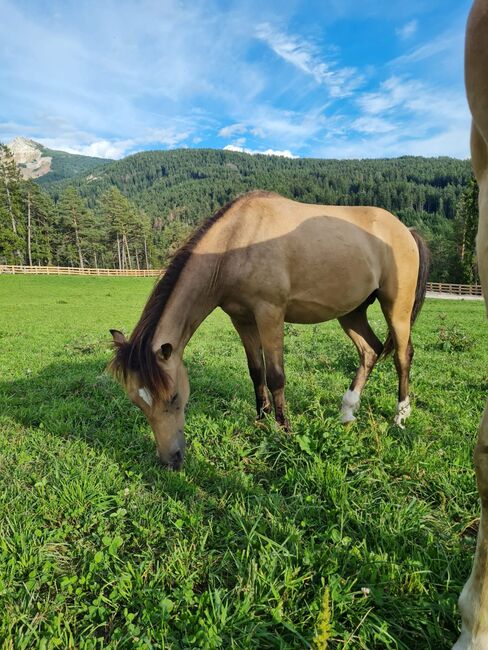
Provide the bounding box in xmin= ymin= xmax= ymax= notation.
xmin=0 ymin=144 xmax=153 ymax=270
xmin=0 ymin=144 xmax=480 ymax=283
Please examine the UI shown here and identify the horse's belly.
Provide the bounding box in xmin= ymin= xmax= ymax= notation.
xmin=285 ymin=291 xmax=371 ymax=324
xmin=285 ymin=300 xmax=341 ymax=323
xmin=285 ymin=263 xmax=378 ymax=323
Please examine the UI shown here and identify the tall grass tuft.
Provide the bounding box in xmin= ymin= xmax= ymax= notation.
xmin=313 ymin=586 xmax=332 ymax=650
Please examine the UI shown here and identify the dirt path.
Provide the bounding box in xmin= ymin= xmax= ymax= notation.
xmin=426 ymin=291 xmax=483 ymax=301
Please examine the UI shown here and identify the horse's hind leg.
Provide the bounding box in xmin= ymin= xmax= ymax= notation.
xmin=338 ymin=309 xmax=384 ymax=423
xmin=379 ymin=296 xmax=415 ymax=427
xmin=231 ymin=316 xmax=272 ymax=419
xmin=253 ymin=304 xmax=290 ymax=431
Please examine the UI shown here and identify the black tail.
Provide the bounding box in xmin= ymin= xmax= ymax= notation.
xmin=382 ymin=229 xmax=431 ymax=358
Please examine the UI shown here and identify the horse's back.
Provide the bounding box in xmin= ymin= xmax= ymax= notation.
xmin=214 ymin=192 xmax=418 ymax=323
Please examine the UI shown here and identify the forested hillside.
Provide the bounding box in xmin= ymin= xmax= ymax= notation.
xmin=0 ymin=144 xmax=479 ymax=283
xmin=36 ymin=146 xmax=113 ymax=185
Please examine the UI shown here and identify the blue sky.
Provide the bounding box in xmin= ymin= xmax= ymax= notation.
xmin=0 ymin=0 xmax=472 ymax=160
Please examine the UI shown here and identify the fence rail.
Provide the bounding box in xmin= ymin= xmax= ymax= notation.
xmin=0 ymin=265 xmax=162 ymax=277
xmin=426 ymin=282 xmax=483 ymax=296
xmin=0 ymin=265 xmax=484 ymax=295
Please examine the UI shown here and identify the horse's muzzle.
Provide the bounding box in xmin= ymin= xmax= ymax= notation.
xmin=157 ymin=434 xmax=185 ymax=470
xmin=168 ymin=448 xmax=184 ymax=471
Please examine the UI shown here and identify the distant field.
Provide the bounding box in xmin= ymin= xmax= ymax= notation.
xmin=0 ymin=276 xmax=486 ymax=649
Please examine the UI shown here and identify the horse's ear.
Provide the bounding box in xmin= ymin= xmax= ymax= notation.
xmin=160 ymin=343 xmax=173 ymax=360
xmin=110 ymin=329 xmax=127 ymax=346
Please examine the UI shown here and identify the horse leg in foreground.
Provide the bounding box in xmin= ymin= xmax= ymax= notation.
xmin=456 ymin=410 xmax=488 ymax=650
xmin=454 ymin=2 xmax=488 ymax=647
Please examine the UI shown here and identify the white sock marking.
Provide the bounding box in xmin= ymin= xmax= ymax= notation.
xmin=394 ymin=396 xmax=411 ymax=428
xmin=341 ymin=389 xmax=360 ymax=423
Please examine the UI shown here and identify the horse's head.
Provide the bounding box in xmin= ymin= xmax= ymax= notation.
xmin=109 ymin=329 xmax=190 ymax=469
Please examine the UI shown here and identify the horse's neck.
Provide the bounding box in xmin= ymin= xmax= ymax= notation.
xmin=151 ymin=254 xmax=220 ymax=355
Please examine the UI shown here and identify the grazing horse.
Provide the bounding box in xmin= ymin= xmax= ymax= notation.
xmin=454 ymin=2 xmax=488 ymax=648
xmin=109 ymin=191 xmax=429 ymax=469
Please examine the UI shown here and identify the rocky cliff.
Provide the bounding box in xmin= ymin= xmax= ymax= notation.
xmin=7 ymin=137 xmax=52 ymax=179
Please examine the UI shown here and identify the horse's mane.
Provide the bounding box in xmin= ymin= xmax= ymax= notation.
xmin=109 ymin=192 xmax=273 ymax=398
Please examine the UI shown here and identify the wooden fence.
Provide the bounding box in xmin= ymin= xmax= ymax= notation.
xmin=426 ymin=282 xmax=483 ymax=296
xmin=0 ymin=265 xmax=161 ymax=277
xmin=0 ymin=265 xmax=483 ymax=296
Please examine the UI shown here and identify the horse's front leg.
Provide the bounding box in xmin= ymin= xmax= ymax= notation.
xmin=254 ymin=305 xmax=290 ymax=431
xmin=231 ymin=316 xmax=272 ymax=419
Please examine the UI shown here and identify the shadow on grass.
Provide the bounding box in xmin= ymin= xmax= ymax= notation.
xmin=1 ymin=355 xmax=260 ymax=489
xmin=0 ymin=351 xmax=423 ymax=502
xmin=0 ymin=356 xmax=463 ymax=648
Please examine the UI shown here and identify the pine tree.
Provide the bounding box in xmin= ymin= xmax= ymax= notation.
xmin=22 ymin=181 xmax=55 ymax=265
xmin=454 ymin=178 xmax=479 ymax=284
xmin=100 ymin=187 xmax=150 ymax=269
xmin=57 ymin=187 xmax=93 ymax=268
xmin=0 ymin=143 xmax=24 ymax=263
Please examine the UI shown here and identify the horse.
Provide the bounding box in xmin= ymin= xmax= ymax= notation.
xmin=109 ymin=190 xmax=429 ymax=470
xmin=454 ymin=2 xmax=488 ymax=648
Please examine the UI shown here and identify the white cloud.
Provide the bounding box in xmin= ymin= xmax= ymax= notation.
xmin=358 ymin=76 xmax=413 ymax=114
xmin=256 ymin=23 xmax=363 ymax=98
xmin=223 ymin=144 xmax=298 ymax=158
xmin=351 ymin=116 xmax=396 ymax=134
xmin=396 ymin=20 xmax=418 ymax=41
xmin=239 ymin=105 xmax=329 ymax=144
xmin=33 ymin=123 xmax=193 ymax=159
xmin=37 ymin=138 xmax=128 ymax=159
xmin=358 ymin=76 xmax=469 ymax=129
xmin=0 ymin=0 xmax=260 ymax=153
xmin=218 ymin=123 xmax=248 ymax=138
xmin=323 ymin=74 xmax=472 ymax=159
xmin=392 ymin=30 xmax=463 ymax=66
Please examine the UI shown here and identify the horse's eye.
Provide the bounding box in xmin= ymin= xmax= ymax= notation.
xmin=170 ymin=393 xmax=178 ymax=405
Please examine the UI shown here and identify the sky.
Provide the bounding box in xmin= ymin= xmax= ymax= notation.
xmin=0 ymin=0 xmax=473 ymax=160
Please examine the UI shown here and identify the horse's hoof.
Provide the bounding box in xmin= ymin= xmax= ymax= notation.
xmin=394 ymin=397 xmax=411 ymax=428
xmin=340 ymin=389 xmax=360 ymax=424
xmin=277 ymin=418 xmax=291 ymax=434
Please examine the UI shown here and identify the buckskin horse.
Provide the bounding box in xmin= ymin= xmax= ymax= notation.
xmin=109 ymin=190 xmax=429 ymax=469
xmin=454 ymin=1 xmax=488 ymax=648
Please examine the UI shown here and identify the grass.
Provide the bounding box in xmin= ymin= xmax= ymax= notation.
xmin=0 ymin=275 xmax=486 ymax=649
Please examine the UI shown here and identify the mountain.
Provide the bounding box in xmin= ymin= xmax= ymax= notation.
xmin=38 ymin=147 xmax=473 ymax=281
xmin=42 ymin=147 xmax=472 ymax=227
xmin=0 ymin=143 xmax=475 ymax=281
xmin=6 ymin=136 xmax=113 ymax=184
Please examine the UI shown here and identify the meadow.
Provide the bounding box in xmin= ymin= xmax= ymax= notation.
xmin=0 ymin=275 xmax=486 ymax=649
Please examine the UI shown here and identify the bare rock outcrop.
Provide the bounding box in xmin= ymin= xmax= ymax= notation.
xmin=7 ymin=137 xmax=52 ymax=179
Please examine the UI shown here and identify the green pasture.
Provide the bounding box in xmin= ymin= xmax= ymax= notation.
xmin=0 ymin=276 xmax=487 ymax=649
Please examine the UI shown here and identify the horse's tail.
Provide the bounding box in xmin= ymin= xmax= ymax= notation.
xmin=381 ymin=229 xmax=431 ymax=358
